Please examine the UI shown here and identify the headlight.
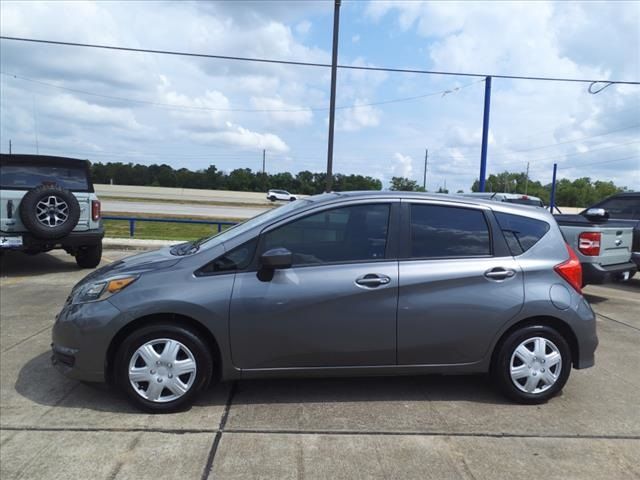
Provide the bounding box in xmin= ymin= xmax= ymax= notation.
xmin=75 ymin=276 xmax=138 ymax=303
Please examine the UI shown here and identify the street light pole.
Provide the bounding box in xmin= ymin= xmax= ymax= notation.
xmin=325 ymin=0 xmax=341 ymax=193
xmin=478 ymin=76 xmax=492 ymax=192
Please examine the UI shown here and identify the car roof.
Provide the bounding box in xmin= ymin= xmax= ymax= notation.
xmin=0 ymin=154 xmax=90 ymax=168
xmin=303 ymin=191 xmax=553 ymax=221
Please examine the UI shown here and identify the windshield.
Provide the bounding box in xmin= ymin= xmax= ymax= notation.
xmin=172 ymin=198 xmax=313 ymax=255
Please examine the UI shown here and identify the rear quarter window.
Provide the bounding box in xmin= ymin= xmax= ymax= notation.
xmin=494 ymin=212 xmax=550 ymax=255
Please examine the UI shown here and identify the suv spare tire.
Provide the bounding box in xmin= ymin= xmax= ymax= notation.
xmin=19 ymin=184 xmax=81 ymax=239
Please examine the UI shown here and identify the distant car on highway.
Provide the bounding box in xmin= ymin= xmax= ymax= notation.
xmin=0 ymin=154 xmax=103 ymax=268
xmin=267 ymin=189 xmax=297 ymax=202
xmin=53 ymin=192 xmax=597 ymax=412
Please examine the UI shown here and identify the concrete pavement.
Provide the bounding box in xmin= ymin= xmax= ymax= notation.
xmin=1 ymin=250 xmax=639 ymax=479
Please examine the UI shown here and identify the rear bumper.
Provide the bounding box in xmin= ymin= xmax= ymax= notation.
xmin=1 ymin=226 xmax=104 ymax=251
xmin=582 ymin=261 xmax=637 ymax=285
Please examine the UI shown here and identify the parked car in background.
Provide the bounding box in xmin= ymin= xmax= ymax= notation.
xmin=460 ymin=192 xmax=545 ymax=208
xmin=554 ymin=201 xmax=636 ymax=285
xmin=267 ymin=189 xmax=297 ymax=202
xmin=0 ymin=154 xmax=103 ymax=268
xmin=53 ymin=192 xmax=597 ymax=413
xmin=579 ymin=192 xmax=639 ymax=271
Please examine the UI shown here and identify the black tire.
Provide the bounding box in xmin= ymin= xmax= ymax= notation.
xmin=19 ymin=184 xmax=80 ymax=239
xmin=268 ymin=196 xmax=276 ymax=202
xmin=289 ymin=197 xmax=296 ymax=201
xmin=115 ymin=323 xmax=213 ymax=413
xmin=75 ymin=243 xmax=102 ymax=268
xmin=492 ymin=325 xmax=571 ymax=404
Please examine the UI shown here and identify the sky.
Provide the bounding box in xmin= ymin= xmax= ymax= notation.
xmin=1 ymin=0 xmax=639 ymax=193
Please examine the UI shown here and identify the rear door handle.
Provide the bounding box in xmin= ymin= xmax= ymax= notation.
xmin=484 ymin=268 xmax=516 ymax=280
xmin=355 ymin=273 xmax=391 ymax=288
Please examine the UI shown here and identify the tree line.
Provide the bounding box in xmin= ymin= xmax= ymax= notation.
xmin=90 ymin=162 xmax=626 ymax=208
xmin=90 ymin=162 xmax=382 ymax=194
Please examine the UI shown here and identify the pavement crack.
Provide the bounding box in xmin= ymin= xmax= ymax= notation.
xmin=597 ymin=313 xmax=640 ymax=333
xmin=1 ymin=324 xmax=52 ymax=354
xmin=200 ymin=381 xmax=237 ymax=480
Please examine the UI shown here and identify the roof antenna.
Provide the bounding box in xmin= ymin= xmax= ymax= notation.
xmin=32 ymin=96 xmax=40 ymax=154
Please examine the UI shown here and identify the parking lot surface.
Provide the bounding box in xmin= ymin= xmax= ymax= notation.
xmin=1 ymin=250 xmax=639 ymax=479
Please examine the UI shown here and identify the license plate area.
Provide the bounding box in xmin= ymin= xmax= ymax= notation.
xmin=0 ymin=236 xmax=23 ymax=248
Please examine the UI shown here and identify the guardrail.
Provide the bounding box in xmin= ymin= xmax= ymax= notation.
xmin=102 ymin=216 xmax=237 ymax=238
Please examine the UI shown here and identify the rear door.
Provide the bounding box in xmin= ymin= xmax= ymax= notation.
xmin=397 ymin=201 xmax=524 ymax=365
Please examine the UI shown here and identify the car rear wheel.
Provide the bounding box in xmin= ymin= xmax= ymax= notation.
xmin=75 ymin=243 xmax=102 ymax=268
xmin=492 ymin=325 xmax=571 ymax=404
xmin=115 ymin=324 xmax=213 ymax=413
xmin=19 ymin=184 xmax=81 ymax=239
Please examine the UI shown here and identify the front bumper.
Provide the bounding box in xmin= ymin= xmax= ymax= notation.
xmin=51 ymin=297 xmax=122 ymax=382
xmin=582 ymin=261 xmax=637 ymax=285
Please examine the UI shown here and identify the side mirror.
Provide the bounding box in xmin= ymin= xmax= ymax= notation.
xmin=260 ymin=248 xmax=292 ymax=270
xmin=583 ymin=208 xmax=609 ymax=221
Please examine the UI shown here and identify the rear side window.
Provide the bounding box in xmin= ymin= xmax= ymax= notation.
xmin=495 ymin=212 xmax=550 ymax=255
xmin=0 ymin=165 xmax=89 ymax=191
xmin=409 ymin=204 xmax=491 ymax=258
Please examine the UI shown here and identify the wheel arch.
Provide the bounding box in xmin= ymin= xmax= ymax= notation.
xmin=105 ymin=312 xmax=222 ymax=385
xmin=490 ymin=316 xmax=579 ymax=371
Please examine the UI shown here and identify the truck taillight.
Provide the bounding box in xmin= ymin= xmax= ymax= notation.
xmin=91 ymin=200 xmax=101 ymax=221
xmin=554 ymin=243 xmax=583 ymax=294
xmin=578 ymin=232 xmax=601 ymax=256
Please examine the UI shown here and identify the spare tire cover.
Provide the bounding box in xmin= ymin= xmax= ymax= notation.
xmin=19 ymin=184 xmax=81 ymax=239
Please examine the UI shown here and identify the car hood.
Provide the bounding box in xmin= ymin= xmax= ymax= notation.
xmin=75 ymin=246 xmax=181 ymax=288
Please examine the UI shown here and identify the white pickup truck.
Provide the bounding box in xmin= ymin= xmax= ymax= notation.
xmin=460 ymin=192 xmax=636 ymax=285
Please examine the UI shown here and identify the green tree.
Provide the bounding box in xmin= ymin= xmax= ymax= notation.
xmin=390 ymin=176 xmax=421 ymax=191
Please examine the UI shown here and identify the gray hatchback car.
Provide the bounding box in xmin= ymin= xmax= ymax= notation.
xmin=52 ymin=192 xmax=598 ymax=412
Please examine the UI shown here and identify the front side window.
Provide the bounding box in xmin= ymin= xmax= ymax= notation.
xmin=263 ymin=204 xmax=391 ymax=266
xmin=409 ymin=204 xmax=491 ymax=258
xmin=197 ymin=238 xmax=258 ymax=275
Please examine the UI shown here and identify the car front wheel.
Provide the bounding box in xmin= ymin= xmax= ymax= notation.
xmin=115 ymin=324 xmax=213 ymax=413
xmin=492 ymin=325 xmax=571 ymax=404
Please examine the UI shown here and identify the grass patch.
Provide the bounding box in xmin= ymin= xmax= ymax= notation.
xmin=103 ymin=212 xmax=240 ymax=241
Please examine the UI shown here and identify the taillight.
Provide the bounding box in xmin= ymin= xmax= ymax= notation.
xmin=554 ymin=243 xmax=583 ymax=294
xmin=91 ymin=200 xmax=101 ymax=221
xmin=578 ymin=232 xmax=601 ymax=256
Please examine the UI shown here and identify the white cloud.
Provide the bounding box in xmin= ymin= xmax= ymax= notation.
xmin=339 ymin=101 xmax=381 ymax=131
xmin=392 ymin=153 xmax=413 ymax=178
xmin=190 ymin=122 xmax=289 ymax=153
xmin=295 ymin=20 xmax=312 ymax=35
xmin=251 ymin=97 xmax=313 ymax=126
xmin=352 ymin=34 xmax=360 ymax=44
xmin=46 ymin=94 xmax=143 ymax=131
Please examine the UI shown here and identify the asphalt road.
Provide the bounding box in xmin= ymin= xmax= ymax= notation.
xmin=1 ymin=249 xmax=639 ymax=479
xmin=102 ymin=199 xmax=269 ymax=219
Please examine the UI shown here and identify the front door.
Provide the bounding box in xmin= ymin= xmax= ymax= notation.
xmin=230 ymin=202 xmax=399 ymax=369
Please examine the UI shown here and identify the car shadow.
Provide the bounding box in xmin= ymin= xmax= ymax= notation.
xmin=584 ymin=293 xmax=608 ymax=304
xmin=16 ymin=351 xmax=511 ymax=414
xmin=0 ymin=251 xmax=82 ymax=277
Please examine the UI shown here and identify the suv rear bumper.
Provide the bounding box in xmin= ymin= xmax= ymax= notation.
xmin=1 ymin=226 xmax=104 ymax=251
xmin=582 ymin=260 xmax=637 ymax=285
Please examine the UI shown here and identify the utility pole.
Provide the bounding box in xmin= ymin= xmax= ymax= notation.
xmin=325 ymin=0 xmax=341 ymax=193
xmin=524 ymin=161 xmax=530 ymax=194
xmin=423 ymin=149 xmax=428 ymax=190
xmin=478 ymin=76 xmax=492 ymax=192
xmin=549 ymin=163 xmax=558 ymax=213
xmin=262 ymin=149 xmax=266 ymax=174
xmin=9 ymin=139 xmax=11 ymax=154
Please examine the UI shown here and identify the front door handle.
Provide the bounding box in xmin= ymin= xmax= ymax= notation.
xmin=355 ymin=273 xmax=391 ymax=288
xmin=484 ymin=268 xmax=516 ymax=280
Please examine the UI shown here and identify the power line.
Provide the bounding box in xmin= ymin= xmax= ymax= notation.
xmin=0 ymin=71 xmax=480 ymax=113
xmin=1 ymin=36 xmax=639 ymax=86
